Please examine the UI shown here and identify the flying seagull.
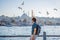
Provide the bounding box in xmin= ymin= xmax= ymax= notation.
xmin=18 ymin=7 xmax=22 ymax=10
xmin=46 ymin=11 xmax=49 ymax=15
xmin=54 ymin=8 xmax=57 ymax=11
xmin=21 ymin=1 xmax=24 ymax=5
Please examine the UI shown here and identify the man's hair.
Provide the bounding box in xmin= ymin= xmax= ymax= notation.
xmin=32 ymin=17 xmax=36 ymax=22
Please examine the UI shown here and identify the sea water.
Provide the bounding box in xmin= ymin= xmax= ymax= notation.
xmin=0 ymin=25 xmax=60 ymax=40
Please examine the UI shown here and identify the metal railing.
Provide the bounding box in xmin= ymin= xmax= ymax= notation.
xmin=0 ymin=32 xmax=60 ymax=40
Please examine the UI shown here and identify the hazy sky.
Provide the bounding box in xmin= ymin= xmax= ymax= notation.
xmin=0 ymin=0 xmax=60 ymax=18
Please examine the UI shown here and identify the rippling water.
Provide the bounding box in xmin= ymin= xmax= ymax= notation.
xmin=0 ymin=25 xmax=60 ymax=40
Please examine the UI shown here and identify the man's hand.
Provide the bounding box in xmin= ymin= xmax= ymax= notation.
xmin=34 ymin=28 xmax=36 ymax=35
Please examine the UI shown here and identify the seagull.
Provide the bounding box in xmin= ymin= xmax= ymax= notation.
xmin=21 ymin=1 xmax=24 ymax=5
xmin=46 ymin=11 xmax=49 ymax=15
xmin=18 ymin=7 xmax=22 ymax=10
xmin=54 ymin=8 xmax=57 ymax=11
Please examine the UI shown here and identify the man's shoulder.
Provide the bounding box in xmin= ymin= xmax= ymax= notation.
xmin=33 ymin=23 xmax=37 ymax=25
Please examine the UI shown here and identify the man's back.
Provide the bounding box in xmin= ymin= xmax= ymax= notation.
xmin=32 ymin=22 xmax=38 ymax=35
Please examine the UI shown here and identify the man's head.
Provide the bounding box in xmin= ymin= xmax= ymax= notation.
xmin=32 ymin=17 xmax=36 ymax=23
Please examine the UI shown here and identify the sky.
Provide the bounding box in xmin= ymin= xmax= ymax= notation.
xmin=0 ymin=0 xmax=60 ymax=18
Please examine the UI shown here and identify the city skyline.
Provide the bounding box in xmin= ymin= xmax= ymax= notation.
xmin=0 ymin=0 xmax=60 ymax=18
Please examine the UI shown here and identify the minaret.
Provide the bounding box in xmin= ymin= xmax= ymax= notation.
xmin=31 ymin=10 xmax=34 ymax=18
xmin=27 ymin=11 xmax=29 ymax=19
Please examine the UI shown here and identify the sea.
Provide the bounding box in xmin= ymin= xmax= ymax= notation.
xmin=0 ymin=25 xmax=60 ymax=40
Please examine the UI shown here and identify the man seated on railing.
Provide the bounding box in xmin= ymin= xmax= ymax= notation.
xmin=30 ymin=17 xmax=41 ymax=40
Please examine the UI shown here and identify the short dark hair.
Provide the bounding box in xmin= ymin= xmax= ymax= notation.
xmin=32 ymin=17 xmax=36 ymax=22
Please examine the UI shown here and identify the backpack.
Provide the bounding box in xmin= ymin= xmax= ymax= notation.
xmin=37 ymin=25 xmax=41 ymax=34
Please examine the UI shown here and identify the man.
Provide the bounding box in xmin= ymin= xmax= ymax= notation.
xmin=30 ymin=17 xmax=40 ymax=40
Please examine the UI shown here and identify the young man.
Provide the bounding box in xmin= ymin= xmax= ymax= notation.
xmin=30 ymin=17 xmax=40 ymax=40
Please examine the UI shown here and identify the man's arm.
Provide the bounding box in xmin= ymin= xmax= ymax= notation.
xmin=34 ymin=28 xmax=36 ymax=35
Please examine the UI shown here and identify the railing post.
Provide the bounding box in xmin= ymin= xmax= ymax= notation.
xmin=43 ymin=32 xmax=46 ymax=40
